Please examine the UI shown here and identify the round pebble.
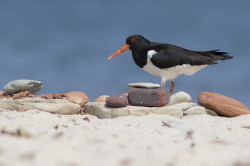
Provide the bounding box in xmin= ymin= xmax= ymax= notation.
xmin=106 ymin=95 xmax=129 ymax=107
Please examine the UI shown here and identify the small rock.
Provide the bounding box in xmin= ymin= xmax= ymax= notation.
xmin=64 ymin=91 xmax=89 ymax=107
xmin=0 ymin=91 xmax=6 ymax=98
xmin=94 ymin=95 xmax=109 ymax=102
xmin=205 ymin=109 xmax=218 ymax=116
xmin=170 ymin=102 xmax=197 ymax=111
xmin=198 ymin=92 xmax=250 ymax=117
xmin=82 ymin=117 xmax=90 ymax=122
xmin=40 ymin=94 xmax=54 ymax=99
xmin=53 ymin=94 xmax=64 ymax=99
xmin=128 ymin=88 xmax=170 ymax=107
xmin=12 ymin=90 xmax=31 ymax=99
xmin=128 ymin=82 xmax=161 ymax=89
xmin=4 ymin=79 xmax=43 ymax=95
xmin=84 ymin=102 xmax=183 ymax=119
xmin=106 ymin=95 xmax=129 ymax=107
xmin=184 ymin=106 xmax=207 ymax=116
xmin=168 ymin=91 xmax=192 ymax=105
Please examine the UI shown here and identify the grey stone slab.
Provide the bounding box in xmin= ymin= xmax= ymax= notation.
xmin=0 ymin=98 xmax=81 ymax=114
xmin=84 ymin=102 xmax=183 ymax=119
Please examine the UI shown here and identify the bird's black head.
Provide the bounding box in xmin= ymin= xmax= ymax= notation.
xmin=126 ymin=35 xmax=150 ymax=50
xmin=108 ymin=34 xmax=150 ymax=60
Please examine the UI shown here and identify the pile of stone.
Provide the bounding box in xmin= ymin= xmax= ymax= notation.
xmin=0 ymin=80 xmax=89 ymax=114
xmin=86 ymin=82 xmax=249 ymax=119
xmin=1 ymin=80 xmax=249 ymax=118
xmin=85 ymin=91 xmax=215 ymax=119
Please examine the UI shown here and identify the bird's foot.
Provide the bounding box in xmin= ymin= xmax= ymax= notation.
xmin=170 ymin=81 xmax=175 ymax=94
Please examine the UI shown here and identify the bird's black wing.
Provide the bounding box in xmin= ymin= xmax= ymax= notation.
xmin=149 ymin=43 xmax=232 ymax=69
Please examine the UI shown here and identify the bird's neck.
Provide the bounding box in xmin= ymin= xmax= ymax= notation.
xmin=131 ymin=48 xmax=149 ymax=68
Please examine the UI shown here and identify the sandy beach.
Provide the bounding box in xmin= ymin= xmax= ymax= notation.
xmin=1 ymin=110 xmax=250 ymax=166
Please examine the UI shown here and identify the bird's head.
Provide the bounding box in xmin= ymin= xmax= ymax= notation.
xmin=108 ymin=35 xmax=150 ymax=60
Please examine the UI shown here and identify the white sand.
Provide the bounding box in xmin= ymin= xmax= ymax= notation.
xmin=0 ymin=110 xmax=250 ymax=166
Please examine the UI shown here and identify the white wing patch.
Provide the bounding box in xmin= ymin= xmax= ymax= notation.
xmin=147 ymin=50 xmax=157 ymax=59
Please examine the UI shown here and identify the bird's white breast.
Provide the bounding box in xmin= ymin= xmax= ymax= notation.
xmin=142 ymin=50 xmax=208 ymax=80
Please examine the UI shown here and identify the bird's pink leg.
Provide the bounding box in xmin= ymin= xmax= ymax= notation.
xmin=161 ymin=78 xmax=166 ymax=89
xmin=161 ymin=82 xmax=165 ymax=89
xmin=170 ymin=80 xmax=175 ymax=94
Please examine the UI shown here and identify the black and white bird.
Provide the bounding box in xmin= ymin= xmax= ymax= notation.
xmin=108 ymin=35 xmax=233 ymax=94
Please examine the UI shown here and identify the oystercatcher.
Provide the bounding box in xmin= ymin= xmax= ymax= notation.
xmin=108 ymin=35 xmax=233 ymax=94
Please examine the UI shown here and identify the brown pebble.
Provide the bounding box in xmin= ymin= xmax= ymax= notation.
xmin=0 ymin=91 xmax=6 ymax=98
xmin=83 ymin=117 xmax=90 ymax=122
xmin=53 ymin=94 xmax=64 ymax=99
xmin=198 ymin=92 xmax=249 ymax=117
xmin=40 ymin=94 xmax=54 ymax=99
xmin=106 ymin=95 xmax=129 ymax=107
xmin=64 ymin=91 xmax=89 ymax=107
xmin=94 ymin=95 xmax=109 ymax=102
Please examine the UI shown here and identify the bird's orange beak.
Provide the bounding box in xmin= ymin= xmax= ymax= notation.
xmin=107 ymin=44 xmax=130 ymax=60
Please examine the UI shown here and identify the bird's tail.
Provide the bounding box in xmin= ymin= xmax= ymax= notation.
xmin=196 ymin=49 xmax=233 ymax=62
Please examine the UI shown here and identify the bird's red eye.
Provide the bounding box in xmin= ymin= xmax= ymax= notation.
xmin=131 ymin=38 xmax=136 ymax=42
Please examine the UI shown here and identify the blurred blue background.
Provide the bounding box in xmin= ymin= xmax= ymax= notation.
xmin=0 ymin=0 xmax=249 ymax=107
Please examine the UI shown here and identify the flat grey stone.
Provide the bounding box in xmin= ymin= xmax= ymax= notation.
xmin=184 ymin=106 xmax=207 ymax=116
xmin=128 ymin=83 xmax=161 ymax=89
xmin=84 ymin=102 xmax=183 ymax=119
xmin=168 ymin=91 xmax=192 ymax=105
xmin=0 ymin=98 xmax=81 ymax=115
xmin=4 ymin=79 xmax=43 ymax=95
xmin=170 ymin=102 xmax=197 ymax=111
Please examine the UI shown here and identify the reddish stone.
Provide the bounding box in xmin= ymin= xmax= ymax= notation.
xmin=53 ymin=94 xmax=64 ymax=99
xmin=94 ymin=95 xmax=109 ymax=102
xmin=40 ymin=94 xmax=54 ymax=99
xmin=198 ymin=92 xmax=249 ymax=117
xmin=12 ymin=91 xmax=30 ymax=99
xmin=63 ymin=91 xmax=89 ymax=107
xmin=83 ymin=117 xmax=90 ymax=122
xmin=106 ymin=95 xmax=129 ymax=107
xmin=128 ymin=88 xmax=170 ymax=107
xmin=0 ymin=91 xmax=6 ymax=98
